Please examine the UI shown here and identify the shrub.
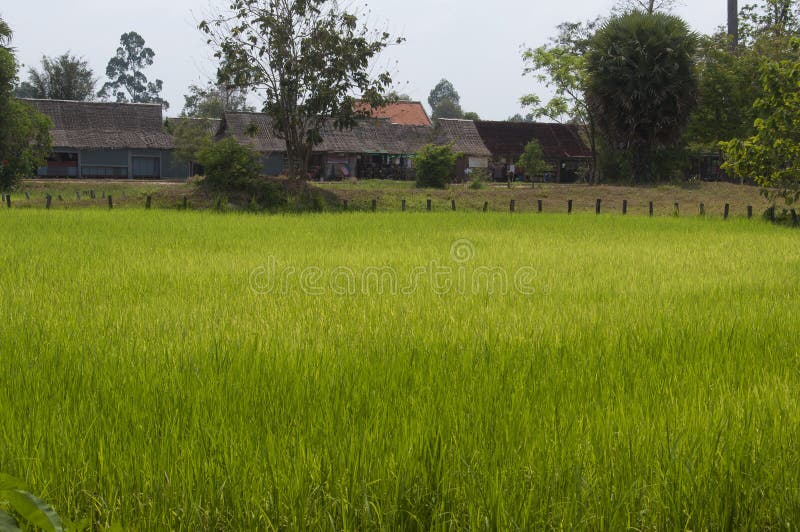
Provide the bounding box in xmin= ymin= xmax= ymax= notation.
xmin=196 ymin=137 xmax=262 ymax=190
xmin=517 ymin=140 xmax=549 ymax=183
xmin=415 ymin=144 xmax=457 ymax=189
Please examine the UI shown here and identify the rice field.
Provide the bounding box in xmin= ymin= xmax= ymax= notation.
xmin=1 ymin=209 xmax=799 ymax=530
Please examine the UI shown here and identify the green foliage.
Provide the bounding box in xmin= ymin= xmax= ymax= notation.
xmin=182 ymin=79 xmax=253 ymax=119
xmin=170 ymin=118 xmax=214 ymax=167
xmin=98 ymin=32 xmax=168 ymax=109
xmin=721 ymin=39 xmax=800 ymax=205
xmin=196 ymin=137 xmax=262 ymax=189
xmin=0 ymin=22 xmax=52 ymax=191
xmin=521 ymin=19 xmax=600 ymax=182
xmin=586 ymin=11 xmax=698 ymax=182
xmin=414 ymin=143 xmax=457 ymax=188
xmin=462 ymin=111 xmax=480 ymax=121
xmin=518 ymin=140 xmax=549 ymax=180
xmin=201 ymin=0 xmax=401 ymax=178
xmin=15 ymin=53 xmax=95 ymax=101
xmin=0 ymin=473 xmax=67 ymax=532
xmin=428 ymin=79 xmax=464 ymax=121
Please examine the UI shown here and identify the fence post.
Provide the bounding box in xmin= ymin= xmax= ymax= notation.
xmin=700 ymin=203 xmax=705 ymax=216
xmin=767 ymin=205 xmax=775 ymax=222
xmin=595 ymin=199 xmax=601 ymax=215
xmin=76 ymin=191 xmax=81 ymax=201
xmin=24 ymin=191 xmax=30 ymax=200
xmin=108 ymin=195 xmax=113 ymax=209
xmin=402 ymin=199 xmax=406 ymax=212
xmin=371 ymin=199 xmax=377 ymax=212
xmin=674 ymin=203 xmax=680 ymax=217
xmin=427 ymin=199 xmax=432 ymax=211
xmin=537 ymin=199 xmax=543 ymax=213
xmin=568 ymin=199 xmax=573 ymax=214
xmin=649 ymin=202 xmax=654 ymax=217
xmin=183 ymin=196 xmax=188 ymax=210
xmin=90 ymin=190 xmax=95 ymax=199
xmin=145 ymin=195 xmax=152 ymax=209
xmin=58 ymin=195 xmax=63 ymax=202
xmin=5 ymin=194 xmax=10 ymax=209
xmin=343 ymin=199 xmax=348 ymax=210
xmin=451 ymin=199 xmax=456 ymax=211
xmin=792 ymin=209 xmax=798 ymax=226
xmin=483 ymin=201 xmax=489 ymax=213
xmin=747 ymin=206 xmax=753 ymax=219
xmin=46 ymin=194 xmax=52 ymax=210
xmin=510 ymin=199 xmax=515 ymax=213
xmin=622 ymin=200 xmax=628 ymax=215
xmin=724 ymin=203 xmax=730 ymax=220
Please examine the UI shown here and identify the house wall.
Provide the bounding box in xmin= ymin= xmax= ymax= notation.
xmin=36 ymin=148 xmax=190 ymax=180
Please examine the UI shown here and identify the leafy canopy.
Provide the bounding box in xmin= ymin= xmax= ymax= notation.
xmin=182 ymin=79 xmax=254 ymax=119
xmin=585 ymin=11 xmax=698 ymax=182
xmin=15 ymin=52 xmax=95 ymax=101
xmin=98 ymin=31 xmax=168 ymax=108
xmin=415 ymin=143 xmax=458 ymax=189
xmin=201 ymin=0 xmax=402 ymax=179
xmin=721 ymin=39 xmax=800 ymax=205
xmin=197 ymin=137 xmax=262 ymax=189
xmin=518 ymin=140 xmax=549 ymax=180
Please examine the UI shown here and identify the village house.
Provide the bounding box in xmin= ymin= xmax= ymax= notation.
xmin=474 ymin=121 xmax=592 ymax=182
xmin=354 ymin=99 xmax=433 ymax=127
xmin=26 ymin=99 xmax=190 ymax=180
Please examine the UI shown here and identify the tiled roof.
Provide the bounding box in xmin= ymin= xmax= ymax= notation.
xmin=354 ymin=100 xmax=433 ymax=127
xmin=474 ymin=121 xmax=591 ymax=161
xmin=436 ymin=119 xmax=492 ymax=157
xmin=23 ymin=99 xmax=174 ymax=150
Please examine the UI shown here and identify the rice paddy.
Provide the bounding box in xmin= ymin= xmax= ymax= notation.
xmin=1 ymin=209 xmax=799 ymax=530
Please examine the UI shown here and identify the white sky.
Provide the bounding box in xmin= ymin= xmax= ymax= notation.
xmin=3 ymin=0 xmax=726 ymax=119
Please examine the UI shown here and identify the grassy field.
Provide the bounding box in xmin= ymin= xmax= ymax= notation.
xmin=5 ymin=179 xmax=771 ymax=217
xmin=1 ymin=209 xmax=799 ymax=529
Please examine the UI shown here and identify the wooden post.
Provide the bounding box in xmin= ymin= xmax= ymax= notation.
xmin=595 ymin=199 xmax=601 ymax=215
xmin=76 ymin=191 xmax=81 ymax=201
xmin=622 ymin=200 xmax=628 ymax=215
xmin=510 ymin=199 xmax=515 ymax=213
xmin=5 ymin=194 xmax=10 ymax=209
xmin=649 ymin=202 xmax=654 ymax=217
xmin=700 ymin=203 xmax=705 ymax=216
xmin=371 ymin=198 xmax=377 ymax=212
xmin=183 ymin=196 xmax=188 ymax=210
xmin=674 ymin=203 xmax=679 ymax=216
xmin=792 ymin=209 xmax=799 ymax=226
xmin=724 ymin=203 xmax=730 ymax=220
xmin=145 ymin=195 xmax=152 ymax=209
xmin=747 ymin=206 xmax=753 ymax=219
xmin=90 ymin=190 xmax=95 ymax=199
xmin=24 ymin=191 xmax=30 ymax=200
xmin=483 ymin=201 xmax=489 ymax=212
xmin=58 ymin=195 xmax=63 ymax=202
xmin=426 ymin=199 xmax=432 ymax=211
xmin=46 ymin=194 xmax=52 ymax=209
xmin=343 ymin=199 xmax=348 ymax=210
xmin=122 ymin=192 xmax=127 ymax=200
xmin=401 ymin=199 xmax=406 ymax=212
xmin=568 ymin=199 xmax=573 ymax=214
xmin=537 ymin=199 xmax=543 ymax=213
xmin=451 ymin=199 xmax=456 ymax=211
xmin=101 ymin=191 xmax=105 ymax=199
xmin=767 ymin=205 xmax=775 ymax=222
xmin=108 ymin=195 xmax=113 ymax=209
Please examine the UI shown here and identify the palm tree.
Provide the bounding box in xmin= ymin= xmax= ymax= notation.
xmin=585 ymin=11 xmax=698 ymax=182
xmin=0 ymin=15 xmax=12 ymax=48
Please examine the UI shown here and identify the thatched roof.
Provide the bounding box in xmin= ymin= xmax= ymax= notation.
xmin=436 ymin=119 xmax=492 ymax=157
xmin=23 ymin=99 xmax=174 ymax=150
xmin=219 ymin=112 xmax=489 ymax=156
xmin=165 ymin=117 xmax=222 ymax=137
xmin=474 ymin=121 xmax=591 ymax=161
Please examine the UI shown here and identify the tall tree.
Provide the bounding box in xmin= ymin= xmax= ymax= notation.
xmin=201 ymin=0 xmax=401 ymax=179
xmin=721 ymin=39 xmax=800 ymax=204
xmin=586 ymin=12 xmax=698 ymax=182
xmin=521 ymin=19 xmax=600 ymax=183
xmin=182 ymin=80 xmax=254 ymax=119
xmin=15 ymin=53 xmax=95 ymax=101
xmin=98 ymin=32 xmax=168 ymax=108
xmin=428 ymin=79 xmax=464 ymax=121
xmin=0 ymin=15 xmax=52 ymax=190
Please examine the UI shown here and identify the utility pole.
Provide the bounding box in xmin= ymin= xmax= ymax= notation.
xmin=728 ymin=0 xmax=739 ymax=50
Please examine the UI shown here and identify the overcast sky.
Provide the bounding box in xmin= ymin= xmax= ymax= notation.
xmin=3 ymin=0 xmax=726 ymax=119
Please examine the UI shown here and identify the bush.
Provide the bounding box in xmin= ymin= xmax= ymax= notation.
xmin=196 ymin=137 xmax=262 ymax=190
xmin=415 ymin=144 xmax=457 ymax=189
xmin=517 ymin=140 xmax=548 ymax=183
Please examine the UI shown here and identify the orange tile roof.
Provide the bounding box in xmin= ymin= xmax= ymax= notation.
xmin=354 ymin=100 xmax=432 ymax=127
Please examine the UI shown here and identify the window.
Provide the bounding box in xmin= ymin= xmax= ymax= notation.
xmin=132 ymin=157 xmax=161 ymax=179
xmin=81 ymin=166 xmax=128 ymax=178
